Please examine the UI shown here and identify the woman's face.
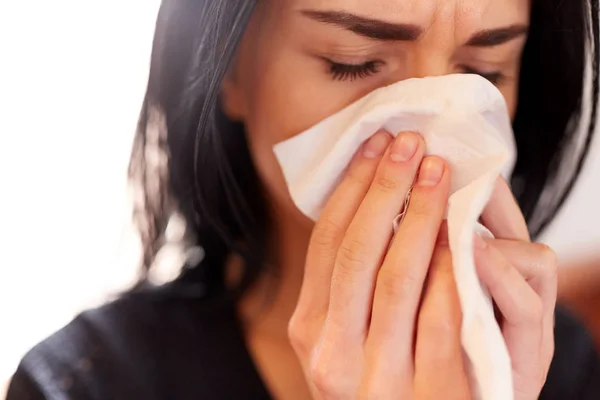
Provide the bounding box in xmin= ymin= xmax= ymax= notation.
xmin=222 ymin=0 xmax=530 ymax=226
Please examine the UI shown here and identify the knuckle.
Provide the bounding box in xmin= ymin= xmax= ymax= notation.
xmin=287 ymin=314 xmax=311 ymax=355
xmin=346 ymin=166 xmax=374 ymax=188
xmin=373 ymin=173 xmax=402 ymax=193
xmin=405 ymin=197 xmax=435 ymax=221
xmin=312 ymin=218 xmax=344 ymax=249
xmin=377 ymin=267 xmax=420 ymax=301
xmin=310 ymin=359 xmax=349 ymax=399
xmin=336 ymin=239 xmax=369 ymax=275
xmin=534 ymin=243 xmax=558 ymax=273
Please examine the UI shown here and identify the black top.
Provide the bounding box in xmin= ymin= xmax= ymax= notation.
xmin=7 ymin=283 xmax=600 ymax=400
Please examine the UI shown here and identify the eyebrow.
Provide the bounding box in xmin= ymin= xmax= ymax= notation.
xmin=465 ymin=25 xmax=529 ymax=46
xmin=301 ymin=10 xmax=528 ymax=47
xmin=301 ymin=10 xmax=422 ymax=41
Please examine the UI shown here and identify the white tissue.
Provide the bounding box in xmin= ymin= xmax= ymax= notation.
xmin=273 ymin=74 xmax=517 ymax=400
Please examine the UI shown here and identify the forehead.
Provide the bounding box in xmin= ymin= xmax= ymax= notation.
xmin=282 ymin=0 xmax=530 ymax=33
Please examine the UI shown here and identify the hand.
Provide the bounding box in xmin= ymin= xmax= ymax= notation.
xmin=288 ymin=130 xmax=471 ymax=399
xmin=479 ymin=178 xmax=557 ymax=399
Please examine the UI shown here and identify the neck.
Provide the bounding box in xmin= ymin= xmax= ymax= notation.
xmin=237 ymin=206 xmax=313 ymax=339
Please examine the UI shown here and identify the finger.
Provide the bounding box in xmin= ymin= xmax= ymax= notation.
xmin=325 ymin=131 xmax=425 ymax=342
xmin=474 ymin=238 xmax=546 ymax=394
xmin=481 ymin=177 xmax=530 ymax=241
xmin=414 ymin=245 xmax=471 ymax=400
xmin=367 ymin=156 xmax=450 ymax=361
xmin=484 ymin=238 xmax=557 ymax=366
xmin=483 ymin=239 xmax=557 ymax=314
xmin=300 ymin=131 xmax=393 ymax=320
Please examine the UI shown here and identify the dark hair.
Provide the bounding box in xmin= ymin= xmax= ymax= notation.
xmin=130 ymin=0 xmax=599 ymax=298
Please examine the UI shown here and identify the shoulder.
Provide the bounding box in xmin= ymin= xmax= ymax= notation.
xmin=541 ymin=306 xmax=600 ymax=399
xmin=6 ymin=285 xmax=244 ymax=400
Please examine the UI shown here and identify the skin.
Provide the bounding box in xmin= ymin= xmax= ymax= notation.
xmin=222 ymin=0 xmax=556 ymax=398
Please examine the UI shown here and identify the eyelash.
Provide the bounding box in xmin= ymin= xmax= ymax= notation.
xmin=327 ymin=60 xmax=382 ymax=81
xmin=461 ymin=67 xmax=505 ymax=85
xmin=326 ymin=60 xmax=505 ymax=85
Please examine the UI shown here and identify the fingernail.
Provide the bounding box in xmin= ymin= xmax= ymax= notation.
xmin=417 ymin=157 xmax=444 ymax=186
xmin=363 ymin=132 xmax=390 ymax=159
xmin=390 ymin=132 xmax=419 ymax=162
xmin=474 ymin=234 xmax=488 ymax=249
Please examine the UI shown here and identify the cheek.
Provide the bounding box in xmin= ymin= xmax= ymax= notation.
xmin=240 ymin=49 xmax=365 ymax=216
xmin=244 ymin=53 xmax=359 ymax=145
xmin=502 ymin=72 xmax=521 ymax=120
xmin=503 ymin=85 xmax=518 ymax=120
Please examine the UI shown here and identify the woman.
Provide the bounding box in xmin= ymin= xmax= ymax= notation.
xmin=8 ymin=0 xmax=600 ymax=399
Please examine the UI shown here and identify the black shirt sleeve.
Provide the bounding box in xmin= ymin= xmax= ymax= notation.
xmin=6 ymin=367 xmax=46 ymax=400
xmin=6 ymin=291 xmax=271 ymax=400
xmin=5 ymin=310 xmax=143 ymax=400
xmin=540 ymin=307 xmax=600 ymax=400
xmin=6 ymin=314 xmax=98 ymax=400
xmin=6 ymin=292 xmax=600 ymax=400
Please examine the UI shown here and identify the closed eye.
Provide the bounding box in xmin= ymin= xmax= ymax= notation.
xmin=323 ymin=58 xmax=505 ymax=86
xmin=461 ymin=66 xmax=505 ymax=85
xmin=324 ymin=59 xmax=383 ymax=81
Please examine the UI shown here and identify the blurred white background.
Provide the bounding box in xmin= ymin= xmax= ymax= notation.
xmin=0 ymin=1 xmax=160 ymax=395
xmin=0 ymin=1 xmax=599 ymax=396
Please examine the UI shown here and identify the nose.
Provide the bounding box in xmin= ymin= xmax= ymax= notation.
xmin=386 ymin=49 xmax=454 ymax=84
xmin=409 ymin=50 xmax=452 ymax=79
